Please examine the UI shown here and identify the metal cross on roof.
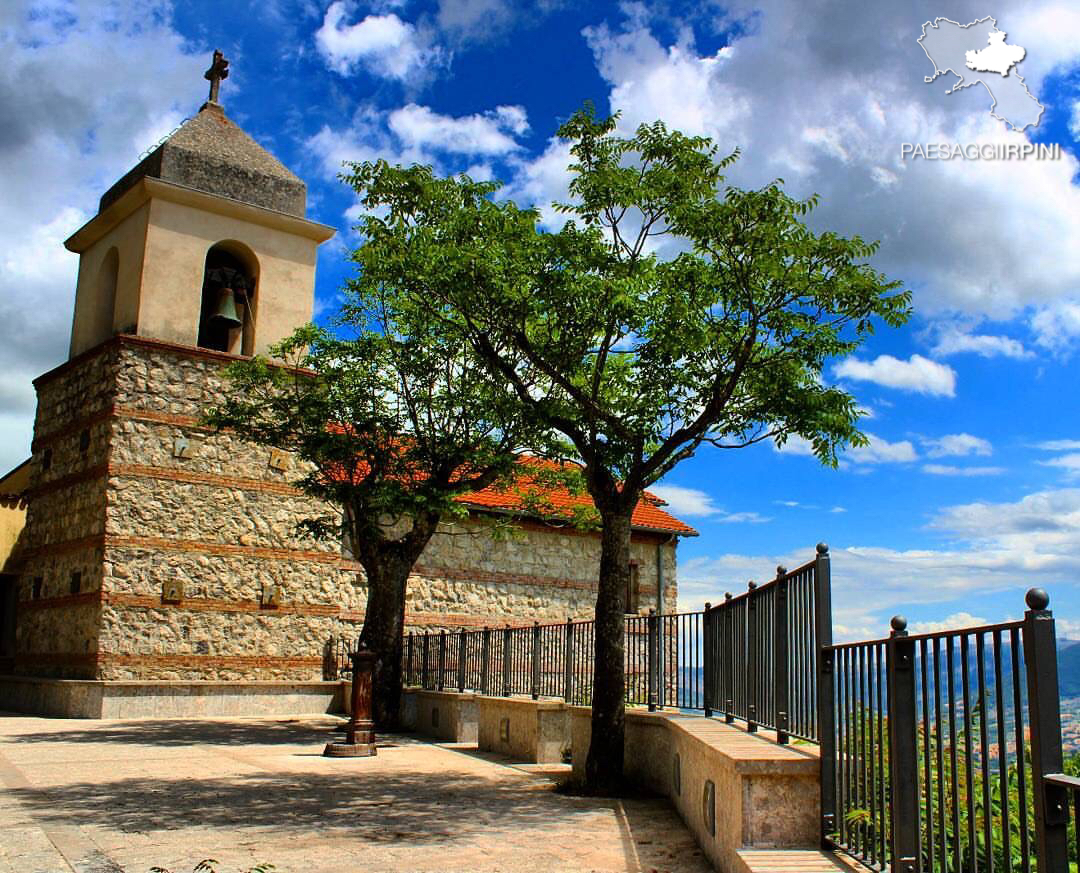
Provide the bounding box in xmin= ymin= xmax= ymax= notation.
xmin=204 ymin=50 xmax=229 ymax=104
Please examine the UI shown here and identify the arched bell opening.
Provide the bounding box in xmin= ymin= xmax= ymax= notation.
xmin=197 ymin=241 xmax=259 ymax=354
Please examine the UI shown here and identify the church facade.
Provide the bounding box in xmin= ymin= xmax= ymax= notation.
xmin=0 ymin=73 xmax=694 ymax=717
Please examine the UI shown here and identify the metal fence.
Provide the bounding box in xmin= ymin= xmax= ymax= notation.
xmin=399 ymin=544 xmax=831 ymax=742
xmin=703 ymin=548 xmax=828 ymax=742
xmin=332 ymin=542 xmax=1079 ymax=873
xmin=822 ymin=588 xmax=1071 ymax=873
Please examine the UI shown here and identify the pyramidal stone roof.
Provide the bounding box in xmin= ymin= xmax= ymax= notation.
xmin=99 ymin=102 xmax=307 ymax=217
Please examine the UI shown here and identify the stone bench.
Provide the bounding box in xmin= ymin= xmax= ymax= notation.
xmin=401 ymin=689 xmax=569 ymax=762
xmin=570 ymin=707 xmax=821 ymax=872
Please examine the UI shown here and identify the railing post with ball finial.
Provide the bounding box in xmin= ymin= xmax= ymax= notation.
xmin=887 ymin=614 xmax=918 ymax=873
xmin=1023 ymin=587 xmax=1069 ymax=873
xmin=814 ymin=542 xmax=837 ymax=848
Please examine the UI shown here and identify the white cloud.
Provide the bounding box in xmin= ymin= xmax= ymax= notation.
xmin=308 ymin=101 xmax=530 ymax=188
xmin=387 ymin=103 xmax=528 ymax=156
xmin=315 ymin=3 xmax=444 ymax=81
xmin=1035 ymin=440 xmax=1080 ymax=451
xmin=908 ymin=612 xmax=989 ymax=634
xmin=501 ymin=136 xmax=575 ymax=228
xmin=649 ymin=484 xmax=769 ymax=524
xmin=0 ymin=0 xmax=206 ymax=473
xmin=1040 ymin=453 xmax=1080 ymax=477
xmin=922 ymin=464 xmax=1006 ymax=476
xmin=922 ymin=433 xmax=993 ymax=458
xmin=435 ymin=0 xmax=564 ymax=46
xmin=772 ymin=432 xmax=916 ymax=465
xmin=772 ymin=434 xmax=816 ymax=457
xmin=678 ymin=487 xmax=1080 ymax=634
xmin=834 ymin=354 xmax=957 ymax=397
xmin=1032 ymin=302 xmax=1080 ymax=353
xmin=560 ymin=2 xmax=1080 ymax=350
xmin=718 ymin=511 xmax=770 ymax=524
xmin=1071 ymin=99 xmax=1080 ymax=140
xmin=648 ymin=484 xmax=721 ymax=517
xmin=848 ymin=433 xmax=918 ymax=464
xmin=930 ymin=327 xmax=1032 ymax=359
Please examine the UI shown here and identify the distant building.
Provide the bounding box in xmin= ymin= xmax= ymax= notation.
xmin=0 ymin=62 xmax=694 ymax=718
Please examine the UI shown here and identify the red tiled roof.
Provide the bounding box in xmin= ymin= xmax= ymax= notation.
xmin=456 ymin=458 xmax=698 ymax=537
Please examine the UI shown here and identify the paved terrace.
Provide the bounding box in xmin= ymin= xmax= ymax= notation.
xmin=0 ymin=713 xmax=714 ymax=873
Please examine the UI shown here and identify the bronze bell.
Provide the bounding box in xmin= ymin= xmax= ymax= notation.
xmin=210 ymin=286 xmax=243 ymax=329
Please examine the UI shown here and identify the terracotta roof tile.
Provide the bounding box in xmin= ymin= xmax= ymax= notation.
xmin=457 ymin=458 xmax=698 ymax=537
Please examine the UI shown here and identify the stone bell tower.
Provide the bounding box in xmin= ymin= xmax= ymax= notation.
xmin=0 ymin=54 xmax=355 ymax=715
xmin=66 ymin=52 xmax=333 ymax=359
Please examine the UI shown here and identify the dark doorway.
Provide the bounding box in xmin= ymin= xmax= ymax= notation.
xmin=0 ymin=574 xmax=16 ymax=657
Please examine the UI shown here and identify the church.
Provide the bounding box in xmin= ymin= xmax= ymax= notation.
xmin=0 ymin=56 xmax=695 ymax=719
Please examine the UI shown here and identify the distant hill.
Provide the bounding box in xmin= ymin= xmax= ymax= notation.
xmin=1058 ymin=642 xmax=1080 ymax=697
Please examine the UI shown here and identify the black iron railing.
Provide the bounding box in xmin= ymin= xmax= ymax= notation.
xmin=823 ymin=588 xmax=1070 ymax=873
xmin=399 ymin=544 xmax=830 ymax=741
xmin=337 ymin=544 xmax=1077 ymax=873
xmin=403 ymin=612 xmax=690 ymax=707
xmin=704 ymin=547 xmax=829 ymax=742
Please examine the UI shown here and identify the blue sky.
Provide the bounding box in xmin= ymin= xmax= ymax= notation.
xmin=3 ymin=0 xmax=1080 ymax=640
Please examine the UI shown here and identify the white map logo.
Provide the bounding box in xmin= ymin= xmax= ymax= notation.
xmin=919 ymin=16 xmax=1043 ymax=131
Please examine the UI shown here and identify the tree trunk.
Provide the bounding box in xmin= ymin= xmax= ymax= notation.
xmin=357 ymin=551 xmax=414 ymax=729
xmin=354 ymin=511 xmax=440 ymax=730
xmin=585 ymin=509 xmax=633 ymax=793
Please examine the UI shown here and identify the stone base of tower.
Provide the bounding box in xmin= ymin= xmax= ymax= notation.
xmin=0 ymin=675 xmax=346 ymax=719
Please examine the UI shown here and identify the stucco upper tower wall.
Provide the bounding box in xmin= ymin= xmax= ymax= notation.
xmin=63 ymin=102 xmax=335 ymax=359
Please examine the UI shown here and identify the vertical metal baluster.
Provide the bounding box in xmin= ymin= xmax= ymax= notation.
xmin=703 ymin=603 xmax=713 ymax=717
xmin=960 ymin=634 xmax=977 ymax=873
xmin=481 ymin=627 xmax=491 ymax=696
xmin=993 ymin=630 xmax=1012 ymax=873
xmin=934 ymin=637 xmax=946 ymax=873
xmin=457 ymin=630 xmax=467 ymax=693
xmin=857 ymin=643 xmax=866 ymax=859
xmin=921 ymin=637 xmax=935 ymax=873
xmin=977 ymin=632 xmax=993 ymax=873
xmin=751 ymin=589 xmax=759 ymax=725
xmin=948 ymin=637 xmax=962 ymax=873
xmin=868 ymin=642 xmax=878 ymax=869
xmin=1010 ymin=626 xmax=1031 ymax=873
xmin=878 ymin=641 xmax=889 ymax=867
xmin=501 ymin=626 xmax=511 ymax=697
xmin=531 ymin=621 xmax=540 ymax=700
xmin=836 ymin=646 xmax=846 ymax=848
xmin=564 ymin=618 xmax=574 ymax=703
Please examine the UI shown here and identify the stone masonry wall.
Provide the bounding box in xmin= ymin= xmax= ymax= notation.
xmin=10 ymin=336 xmax=680 ymax=682
xmin=5 ymin=343 xmax=118 ymax=677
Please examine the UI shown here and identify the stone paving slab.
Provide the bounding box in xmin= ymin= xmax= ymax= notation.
xmin=0 ymin=713 xmax=713 ymax=873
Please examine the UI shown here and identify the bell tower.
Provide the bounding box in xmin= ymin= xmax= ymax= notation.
xmin=65 ymin=51 xmax=334 ymax=358
xmin=3 ymin=54 xmax=354 ymax=699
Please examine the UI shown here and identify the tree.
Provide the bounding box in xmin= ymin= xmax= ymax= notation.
xmin=343 ymin=106 xmax=910 ymax=790
xmin=204 ymin=288 xmax=542 ymax=728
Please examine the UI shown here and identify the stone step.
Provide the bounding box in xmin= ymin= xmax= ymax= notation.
xmin=735 ymin=849 xmax=873 ymax=873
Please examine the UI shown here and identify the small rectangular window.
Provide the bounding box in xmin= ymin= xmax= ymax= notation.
xmin=79 ymin=429 xmax=90 ymax=453
xmin=32 ymin=577 xmax=43 ymax=599
xmin=42 ymin=449 xmax=52 ymax=472
xmin=70 ymin=571 xmax=82 ymax=595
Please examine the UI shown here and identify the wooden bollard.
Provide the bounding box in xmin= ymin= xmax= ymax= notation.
xmin=324 ymin=646 xmax=377 ymax=757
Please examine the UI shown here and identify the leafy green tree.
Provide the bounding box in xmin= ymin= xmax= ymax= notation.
xmin=204 ymin=290 xmax=542 ymax=728
xmin=343 ymin=105 xmax=909 ymax=789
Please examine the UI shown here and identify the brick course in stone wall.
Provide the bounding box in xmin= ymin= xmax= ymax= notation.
xmin=6 ymin=336 xmax=681 ymax=682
